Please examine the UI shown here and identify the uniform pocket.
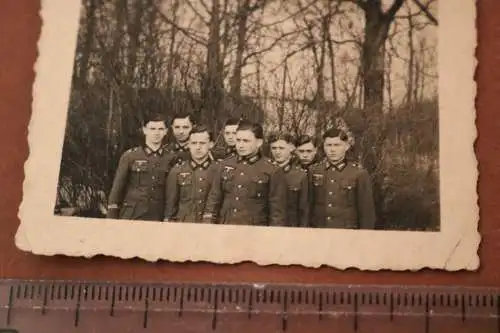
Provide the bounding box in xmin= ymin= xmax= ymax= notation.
xmin=177 ymin=173 xmax=193 ymax=199
xmin=251 ymin=175 xmax=269 ymax=199
xmin=342 ymin=180 xmax=356 ymax=205
xmin=120 ymin=203 xmax=136 ymax=219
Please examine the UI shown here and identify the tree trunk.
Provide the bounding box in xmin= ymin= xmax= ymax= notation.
xmin=203 ymin=0 xmax=225 ymax=133
xmin=126 ymin=0 xmax=144 ymax=84
xmin=166 ymin=0 xmax=180 ymax=105
xmin=78 ymin=0 xmax=98 ymax=87
xmin=314 ymin=13 xmax=329 ymax=134
xmin=406 ymin=7 xmax=415 ymax=106
xmin=278 ymin=61 xmax=288 ymax=131
xmin=230 ymin=0 xmax=251 ymax=98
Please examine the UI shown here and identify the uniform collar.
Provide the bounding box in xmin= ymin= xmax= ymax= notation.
xmin=143 ymin=145 xmax=164 ymax=156
xmin=273 ymin=159 xmax=293 ymax=173
xmin=225 ymin=145 xmax=236 ymax=154
xmin=325 ymin=159 xmax=347 ymax=171
xmin=174 ymin=141 xmax=189 ymax=152
xmin=190 ymin=157 xmax=211 ymax=170
xmin=237 ymin=152 xmax=260 ymax=165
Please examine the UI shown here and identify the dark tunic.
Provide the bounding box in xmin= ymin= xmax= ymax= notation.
xmin=164 ymin=141 xmax=190 ymax=163
xmin=107 ymin=146 xmax=177 ymax=221
xmin=203 ymin=154 xmax=287 ymax=226
xmin=309 ymin=159 xmax=376 ymax=229
xmin=279 ymin=161 xmax=310 ymax=227
xmin=164 ymin=158 xmax=220 ymax=223
xmin=211 ymin=144 xmax=237 ymax=161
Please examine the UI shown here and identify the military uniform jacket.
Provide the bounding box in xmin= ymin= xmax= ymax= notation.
xmin=211 ymin=144 xmax=237 ymax=161
xmin=164 ymin=141 xmax=190 ymax=163
xmin=203 ymin=154 xmax=287 ymax=226
xmin=309 ymin=159 xmax=376 ymax=229
xmin=107 ymin=146 xmax=177 ymax=221
xmin=280 ymin=161 xmax=310 ymax=227
xmin=164 ymin=158 xmax=220 ymax=223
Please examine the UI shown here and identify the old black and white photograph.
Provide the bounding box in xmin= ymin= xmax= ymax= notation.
xmin=16 ymin=0 xmax=478 ymax=270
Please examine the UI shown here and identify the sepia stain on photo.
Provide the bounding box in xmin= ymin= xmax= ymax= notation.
xmin=53 ymin=0 xmax=439 ymax=231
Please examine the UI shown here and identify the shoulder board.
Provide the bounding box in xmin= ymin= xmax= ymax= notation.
xmin=124 ymin=146 xmax=140 ymax=155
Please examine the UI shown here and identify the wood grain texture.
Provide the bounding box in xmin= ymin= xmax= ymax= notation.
xmin=0 ymin=0 xmax=497 ymax=286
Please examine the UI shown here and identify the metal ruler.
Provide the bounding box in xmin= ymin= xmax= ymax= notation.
xmin=0 ymin=279 xmax=498 ymax=332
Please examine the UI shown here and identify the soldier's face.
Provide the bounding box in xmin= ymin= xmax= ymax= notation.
xmin=172 ymin=117 xmax=193 ymax=142
xmin=142 ymin=121 xmax=167 ymax=145
xmin=324 ymin=137 xmax=350 ymax=163
xmin=223 ymin=125 xmax=238 ymax=146
xmin=295 ymin=142 xmax=317 ymax=165
xmin=235 ymin=130 xmax=262 ymax=157
xmin=189 ymin=132 xmax=213 ymax=161
xmin=270 ymin=140 xmax=295 ymax=164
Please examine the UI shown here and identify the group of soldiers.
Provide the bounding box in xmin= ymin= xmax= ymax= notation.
xmin=106 ymin=112 xmax=377 ymax=229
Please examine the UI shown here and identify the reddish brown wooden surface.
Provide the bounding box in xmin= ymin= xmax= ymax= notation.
xmin=0 ymin=1 xmax=498 ymax=286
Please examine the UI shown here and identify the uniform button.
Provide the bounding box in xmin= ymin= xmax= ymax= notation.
xmin=199 ymin=189 xmax=203 ymax=192
xmin=257 ymin=193 xmax=261 ymax=197
xmin=235 ymin=197 xmax=239 ymax=201
xmin=329 ymin=192 xmax=333 ymax=195
xmin=237 ymin=185 xmax=242 ymax=188
xmin=152 ymin=176 xmax=156 ymax=180
xmin=240 ymin=172 xmax=244 ymax=176
xmin=327 ymin=217 xmax=331 ymax=220
xmin=198 ymin=200 xmax=202 ymax=203
xmin=199 ymin=177 xmax=203 ymax=181
xmin=330 ymin=180 xmax=335 ymax=183
xmin=233 ymin=208 xmax=238 ymax=212
xmin=328 ymin=204 xmax=332 ymax=207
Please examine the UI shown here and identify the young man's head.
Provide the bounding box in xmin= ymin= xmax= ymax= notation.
xmin=235 ymin=120 xmax=264 ymax=157
xmin=188 ymin=124 xmax=214 ymax=163
xmin=171 ymin=112 xmax=194 ymax=143
xmin=223 ymin=118 xmax=240 ymax=147
xmin=322 ymin=127 xmax=350 ymax=164
xmin=142 ymin=113 xmax=168 ymax=147
xmin=268 ymin=132 xmax=296 ymax=165
xmin=295 ymin=134 xmax=318 ymax=166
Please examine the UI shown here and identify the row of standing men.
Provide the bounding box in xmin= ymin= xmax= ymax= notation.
xmin=106 ymin=113 xmax=377 ymax=229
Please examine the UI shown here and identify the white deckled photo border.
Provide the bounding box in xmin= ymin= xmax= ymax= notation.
xmin=15 ymin=0 xmax=479 ymax=271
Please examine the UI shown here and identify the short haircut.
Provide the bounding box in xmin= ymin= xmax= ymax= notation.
xmin=189 ymin=124 xmax=214 ymax=142
xmin=236 ymin=120 xmax=264 ymax=139
xmin=224 ymin=117 xmax=240 ymax=127
xmin=296 ymin=134 xmax=319 ymax=148
xmin=267 ymin=132 xmax=297 ymax=146
xmin=171 ymin=112 xmax=194 ymax=125
xmin=322 ymin=127 xmax=349 ymax=141
xmin=143 ymin=112 xmax=167 ymax=127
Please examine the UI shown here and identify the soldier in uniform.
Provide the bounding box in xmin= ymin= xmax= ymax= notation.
xmin=165 ymin=112 xmax=194 ymax=163
xmin=309 ymin=127 xmax=376 ymax=229
xmin=203 ymin=120 xmax=287 ymax=226
xmin=294 ymin=134 xmax=322 ymax=171
xmin=211 ymin=117 xmax=239 ymax=161
xmin=268 ymin=132 xmax=310 ymax=227
xmin=106 ymin=113 xmax=178 ymax=221
xmin=164 ymin=125 xmax=220 ymax=223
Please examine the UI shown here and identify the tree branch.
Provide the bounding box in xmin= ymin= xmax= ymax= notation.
xmin=411 ymin=0 xmax=438 ymax=25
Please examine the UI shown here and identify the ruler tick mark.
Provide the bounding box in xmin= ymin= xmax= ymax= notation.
xmin=318 ymin=292 xmax=323 ymax=321
xmin=248 ymin=289 xmax=253 ymax=319
xmin=353 ymin=293 xmax=358 ymax=332
xmin=74 ymin=285 xmax=81 ymax=327
xmin=42 ymin=286 xmax=48 ymax=315
xmin=212 ymin=289 xmax=218 ymax=330
xmin=178 ymin=289 xmax=184 ymax=317
xmin=425 ymin=293 xmax=430 ymax=333
xmin=5 ymin=286 xmax=13 ymax=327
xmin=389 ymin=293 xmax=394 ymax=321
xmin=461 ymin=294 xmax=466 ymax=322
xmin=282 ymin=290 xmax=288 ymax=332
xmin=497 ymin=294 xmax=500 ymax=333
xmin=110 ymin=286 xmax=116 ymax=317
xmin=143 ymin=299 xmax=149 ymax=329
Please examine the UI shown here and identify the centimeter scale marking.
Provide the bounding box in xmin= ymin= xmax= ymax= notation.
xmin=0 ymin=280 xmax=499 ymax=332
